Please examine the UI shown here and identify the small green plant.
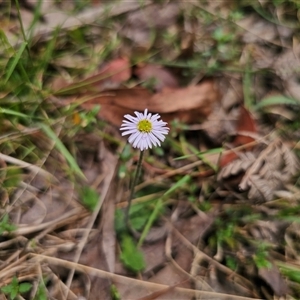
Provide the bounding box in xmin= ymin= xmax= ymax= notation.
xmin=78 ymin=105 xmax=101 ymax=129
xmin=216 ymin=220 xmax=236 ymax=249
xmin=0 ymin=214 xmax=16 ymax=235
xmin=226 ymin=255 xmax=238 ymax=271
xmin=1 ymin=276 xmax=32 ymax=300
xmin=278 ymin=262 xmax=300 ymax=284
xmin=66 ymin=105 xmax=101 ymax=138
xmin=120 ymin=234 xmax=145 ymax=273
xmin=110 ymin=284 xmax=121 ymax=300
xmin=33 ymin=279 xmax=48 ymax=300
xmin=80 ymin=186 xmax=99 ymax=211
xmin=253 ymin=242 xmax=272 ymax=269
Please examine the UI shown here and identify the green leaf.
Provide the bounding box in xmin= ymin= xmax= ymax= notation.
xmin=130 ymin=202 xmax=155 ymax=231
xmin=130 ymin=215 xmax=148 ymax=231
xmin=255 ymin=95 xmax=299 ymax=110
xmin=278 ymin=263 xmax=300 ymax=283
xmin=110 ymin=284 xmax=121 ymax=300
xmin=281 ymin=268 xmax=300 ymax=283
xmin=3 ymin=167 xmax=22 ymax=189
xmin=0 ymin=214 xmax=17 ymax=235
xmin=11 ymin=276 xmax=18 ymax=288
xmin=114 ymin=209 xmax=125 ymax=234
xmin=120 ymin=235 xmax=145 ymax=273
xmin=80 ymin=186 xmax=99 ymax=211
xmin=33 ymin=279 xmax=48 ymax=300
xmin=1 ymin=285 xmax=12 ymax=294
xmin=10 ymin=276 xmax=19 ymax=300
xmin=19 ymin=282 xmax=32 ymax=293
xmin=119 ymin=144 xmax=132 ymax=161
xmin=226 ymin=256 xmax=237 ymax=270
xmin=10 ymin=288 xmax=18 ymax=300
xmin=254 ymin=255 xmax=272 ymax=269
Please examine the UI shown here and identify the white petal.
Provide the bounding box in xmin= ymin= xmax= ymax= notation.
xmin=148 ymin=132 xmax=160 ymax=146
xmin=145 ymin=141 xmax=151 ymax=150
xmin=133 ymin=133 xmax=143 ymax=148
xmin=121 ymin=129 xmax=138 ymax=136
xmin=134 ymin=111 xmax=144 ymax=120
xmin=150 ymin=114 xmax=160 ymax=121
xmin=120 ymin=125 xmax=138 ymax=130
xmin=121 ymin=120 xmax=137 ymax=125
xmin=143 ymin=109 xmax=148 ymax=118
xmin=152 ymin=131 xmax=167 ymax=142
xmin=138 ymin=139 xmax=145 ymax=151
xmin=128 ymin=131 xmax=140 ymax=144
xmin=124 ymin=114 xmax=138 ymax=123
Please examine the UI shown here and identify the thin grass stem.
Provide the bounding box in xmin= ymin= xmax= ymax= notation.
xmin=125 ymin=150 xmax=144 ymax=229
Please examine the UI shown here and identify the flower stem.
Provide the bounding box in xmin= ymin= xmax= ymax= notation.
xmin=125 ymin=150 xmax=144 ymax=229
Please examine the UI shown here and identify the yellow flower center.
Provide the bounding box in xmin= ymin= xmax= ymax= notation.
xmin=137 ymin=119 xmax=152 ymax=133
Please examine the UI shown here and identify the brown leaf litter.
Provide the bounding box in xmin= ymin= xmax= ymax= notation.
xmin=52 ymin=57 xmax=220 ymax=127
xmin=1 ymin=1 xmax=300 ymax=299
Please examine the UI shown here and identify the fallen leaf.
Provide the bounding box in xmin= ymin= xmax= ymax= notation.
xmin=81 ymin=79 xmax=219 ymax=126
xmin=147 ymin=250 xmax=193 ymax=300
xmin=232 ymin=105 xmax=256 ymax=147
xmin=120 ymin=3 xmax=180 ymax=49
xmin=220 ymin=105 xmax=257 ymax=167
xmin=55 ymin=57 xmax=131 ymax=95
xmin=200 ymin=80 xmax=242 ymax=144
xmin=94 ymin=57 xmax=131 ymax=89
xmin=258 ymin=263 xmax=288 ymax=297
xmin=134 ymin=63 xmax=179 ymax=92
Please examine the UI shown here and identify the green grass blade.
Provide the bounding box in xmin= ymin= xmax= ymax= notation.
xmin=164 ymin=174 xmax=191 ymax=197
xmin=4 ymin=41 xmax=28 ymax=84
xmin=137 ymin=198 xmax=163 ymax=247
xmin=40 ymin=123 xmax=85 ymax=178
xmin=255 ymin=95 xmax=299 ymax=110
xmin=138 ymin=175 xmax=191 ymax=246
xmin=175 ymin=147 xmax=223 ymax=160
xmin=0 ymin=29 xmax=14 ymax=55
xmin=0 ymin=108 xmax=30 ymax=119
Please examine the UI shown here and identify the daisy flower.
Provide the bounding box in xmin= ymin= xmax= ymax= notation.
xmin=120 ymin=109 xmax=169 ymax=151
